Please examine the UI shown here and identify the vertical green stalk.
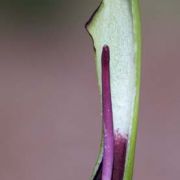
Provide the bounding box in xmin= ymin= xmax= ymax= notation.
xmin=123 ymin=1 xmax=141 ymax=180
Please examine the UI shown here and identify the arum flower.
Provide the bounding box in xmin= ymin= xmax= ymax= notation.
xmin=86 ymin=0 xmax=141 ymax=180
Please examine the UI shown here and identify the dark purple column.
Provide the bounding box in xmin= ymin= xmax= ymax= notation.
xmin=101 ymin=45 xmax=114 ymax=180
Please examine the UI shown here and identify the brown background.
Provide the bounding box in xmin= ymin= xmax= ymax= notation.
xmin=0 ymin=0 xmax=180 ymax=179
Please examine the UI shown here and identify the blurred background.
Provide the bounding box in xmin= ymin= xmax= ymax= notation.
xmin=0 ymin=0 xmax=179 ymax=179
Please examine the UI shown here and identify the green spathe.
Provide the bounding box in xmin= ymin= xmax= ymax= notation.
xmin=86 ymin=0 xmax=141 ymax=180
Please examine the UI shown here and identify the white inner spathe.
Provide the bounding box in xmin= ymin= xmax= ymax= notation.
xmin=88 ymin=0 xmax=136 ymax=137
